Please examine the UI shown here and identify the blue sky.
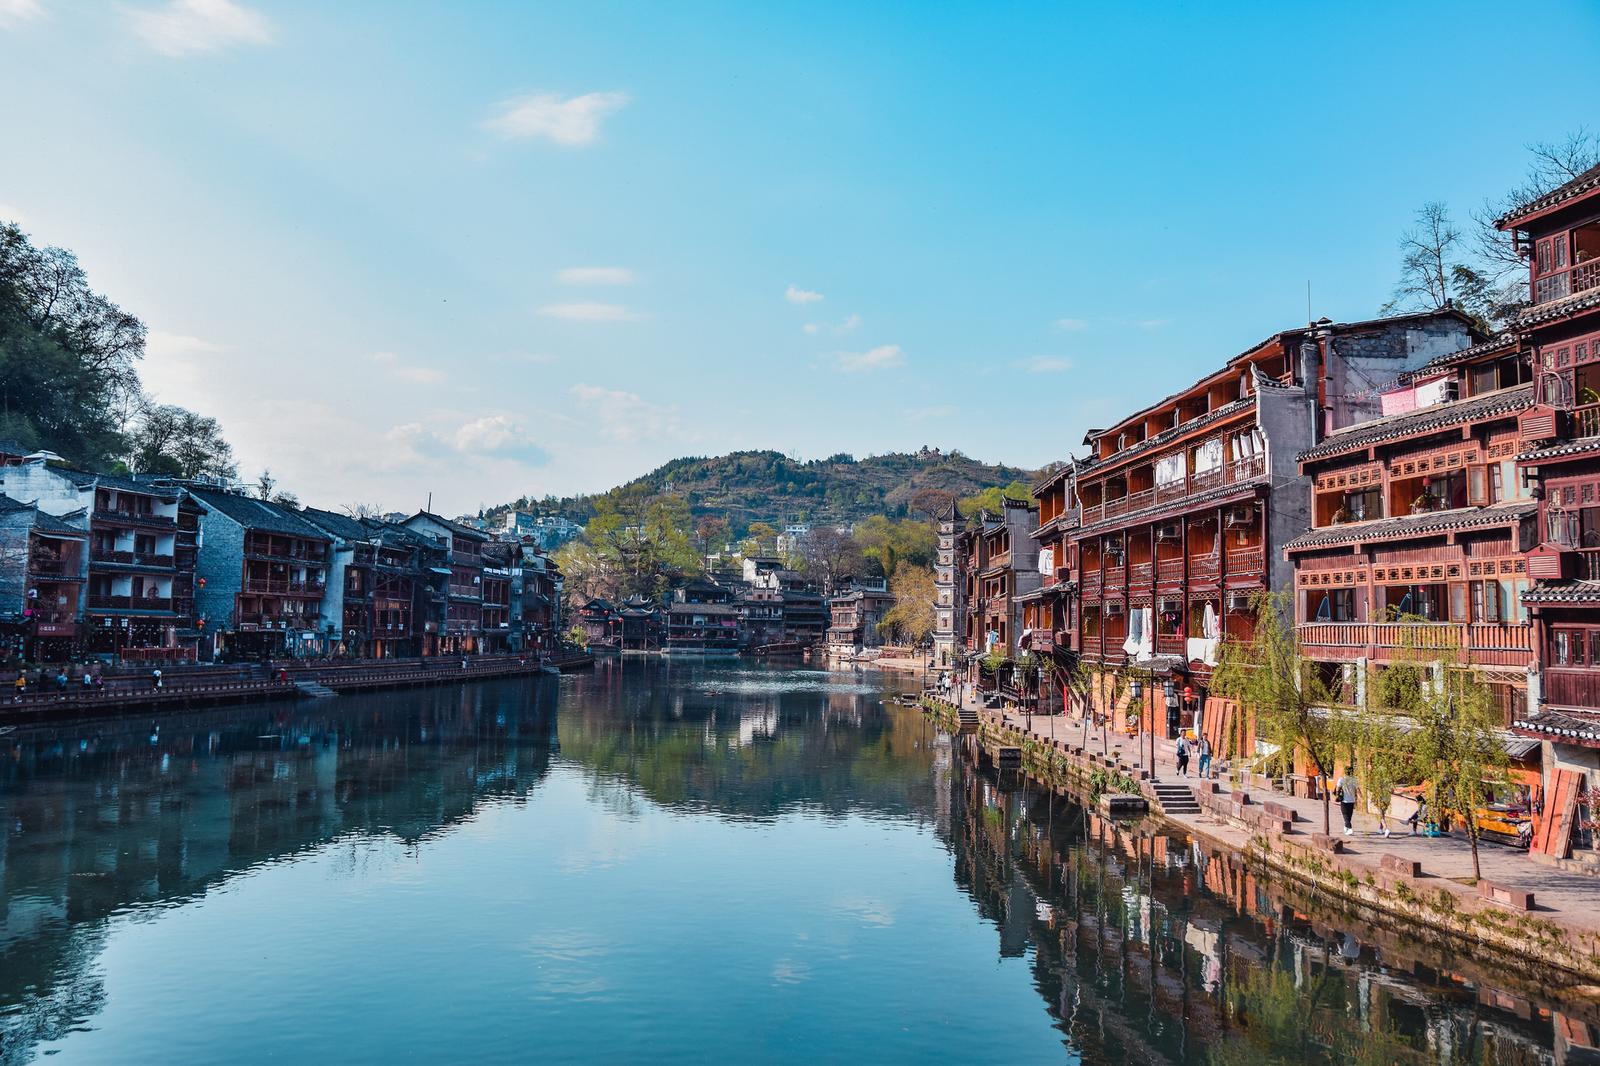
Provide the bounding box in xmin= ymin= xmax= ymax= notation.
xmin=2 ymin=1 xmax=1597 ymax=515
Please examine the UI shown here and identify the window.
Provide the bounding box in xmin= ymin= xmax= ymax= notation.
xmin=1470 ymin=579 xmax=1503 ymax=622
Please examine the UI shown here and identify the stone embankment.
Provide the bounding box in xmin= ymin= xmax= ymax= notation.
xmin=3 ymin=651 xmax=594 ymax=721
xmin=920 ymin=694 xmax=1600 ymax=989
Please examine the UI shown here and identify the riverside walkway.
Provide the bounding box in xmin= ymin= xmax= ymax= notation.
xmin=939 ymin=684 xmax=1600 ymax=944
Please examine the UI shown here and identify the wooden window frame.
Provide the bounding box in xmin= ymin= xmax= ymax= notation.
xmin=1467 ymin=463 xmax=1490 ymax=507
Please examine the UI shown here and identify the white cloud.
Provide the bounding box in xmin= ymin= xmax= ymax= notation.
xmin=570 ymin=384 xmax=678 ymax=444
xmin=785 ymin=284 xmax=823 ymax=304
xmin=804 ymin=312 xmax=859 ymax=336
xmin=448 ymin=415 xmax=547 ymax=462
xmin=369 ymin=350 xmax=445 ymax=385
xmin=556 ymin=266 xmax=634 ymax=285
xmin=538 ymin=302 xmax=642 ymax=322
xmin=1020 ymin=356 xmax=1074 ymax=373
xmin=126 ymin=0 xmax=272 ymax=56
xmin=802 ymin=323 xmax=820 ymax=335
xmin=0 ymin=0 xmax=44 ymax=28
xmin=835 ymin=344 xmax=904 ymax=372
xmin=482 ymin=91 xmax=629 ymax=146
xmin=1053 ymin=317 xmax=1087 ymax=332
xmin=838 ymin=313 xmax=861 ymax=333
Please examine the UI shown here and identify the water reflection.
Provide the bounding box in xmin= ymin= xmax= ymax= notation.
xmin=0 ymin=662 xmax=1594 ymax=1064
xmin=0 ymin=679 xmax=556 ymax=1061
xmin=947 ymin=742 xmax=1599 ymax=1064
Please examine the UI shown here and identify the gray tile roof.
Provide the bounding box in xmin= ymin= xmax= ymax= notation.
xmin=1516 ymin=288 xmax=1600 ymax=329
xmin=1497 ymin=162 xmax=1600 ymax=228
xmin=1515 ymin=437 xmax=1600 ymax=464
xmin=1512 ymin=710 xmax=1600 ymax=746
xmin=1522 ymin=580 xmax=1600 ymax=604
xmin=1416 ymin=332 xmax=1516 ymax=372
xmin=1297 ymin=383 xmax=1534 ymax=463
xmin=1283 ymin=500 xmax=1536 ymax=553
xmin=299 ymin=507 xmax=372 ymax=542
xmin=186 ymin=488 xmax=331 ymax=539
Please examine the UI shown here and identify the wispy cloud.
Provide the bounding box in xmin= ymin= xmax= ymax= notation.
xmin=448 ymin=415 xmax=547 ymax=463
xmin=905 ymin=404 xmax=957 ymax=421
xmin=785 ymin=284 xmax=823 ymax=305
xmin=835 ymin=344 xmax=904 ymax=372
xmin=804 ymin=312 xmax=860 ymax=337
xmin=126 ymin=0 xmax=272 ymax=56
xmin=1020 ymin=356 xmax=1074 ymax=373
xmin=537 ymin=302 xmax=642 ymax=322
xmin=388 ymin=415 xmax=548 ymax=466
xmin=370 ymin=350 xmax=445 ymax=385
xmin=1053 ymin=317 xmax=1087 ymax=332
xmin=482 ymin=91 xmax=629 ymax=146
xmin=570 ymin=384 xmax=679 ymax=444
xmin=556 ymin=266 xmax=634 ymax=285
xmin=1136 ymin=318 xmax=1169 ymax=330
xmin=0 ymin=0 xmax=44 ymax=28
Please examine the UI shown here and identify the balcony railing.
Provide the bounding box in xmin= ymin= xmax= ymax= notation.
xmin=1572 ymin=403 xmax=1600 ymax=440
xmin=243 ymin=577 xmax=325 ymax=595
xmin=1534 ymin=258 xmax=1600 ymax=306
xmin=1128 ymin=561 xmax=1153 ymax=586
xmin=28 ymin=558 xmax=78 ymax=578
xmin=1224 ymin=545 xmax=1266 ymax=576
xmin=238 ymin=613 xmax=316 ymax=628
xmin=91 ymin=549 xmax=175 ymax=568
xmin=87 ymin=594 xmax=173 ymax=612
xmin=1156 ymin=558 xmax=1184 ymax=585
xmin=94 ymin=508 xmax=176 ymax=527
xmin=1297 ymin=620 xmax=1532 ymax=664
xmin=1083 ymin=454 xmax=1266 ymax=525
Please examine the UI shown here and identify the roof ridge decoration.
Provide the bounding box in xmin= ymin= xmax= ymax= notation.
xmin=1283 ymin=499 xmax=1536 ymax=552
xmin=1297 ymin=382 xmax=1535 ymax=463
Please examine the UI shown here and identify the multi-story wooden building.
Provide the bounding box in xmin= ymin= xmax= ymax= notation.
xmin=404 ymin=512 xmax=488 ymax=655
xmin=665 ymin=579 xmax=742 ymax=655
xmin=1498 ymin=163 xmax=1600 ymax=783
xmin=1071 ymin=311 xmax=1477 ymax=732
xmin=188 ymin=488 xmax=331 ymax=659
xmin=825 ymin=575 xmax=893 ymax=657
xmin=1020 ymin=464 xmax=1081 ymax=713
xmin=1287 ymin=336 xmax=1537 ymax=716
xmin=0 ymin=494 xmax=88 ymax=661
xmin=958 ymin=499 xmax=1041 ymax=661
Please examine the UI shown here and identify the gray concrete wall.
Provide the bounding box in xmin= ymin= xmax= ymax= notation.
xmin=194 ymin=512 xmax=244 ymax=645
xmin=1323 ymin=319 xmax=1475 ymax=434
xmin=0 ymin=464 xmax=90 ymax=517
xmin=0 ymin=510 xmax=32 ymax=617
xmin=1257 ymin=379 xmax=1313 ymax=598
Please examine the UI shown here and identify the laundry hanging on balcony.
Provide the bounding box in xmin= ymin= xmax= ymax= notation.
xmin=1187 ymin=601 xmax=1223 ymax=666
xmin=1123 ymin=605 xmax=1154 ymax=661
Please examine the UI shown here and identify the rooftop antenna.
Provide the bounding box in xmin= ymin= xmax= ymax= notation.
xmin=427 ymin=491 xmax=432 ymax=512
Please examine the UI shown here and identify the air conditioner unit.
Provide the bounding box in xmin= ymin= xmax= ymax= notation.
xmin=1225 ymin=505 xmax=1255 ymax=527
xmin=1104 ymin=602 xmax=1125 ymax=616
xmin=1155 ymin=522 xmax=1181 ymax=541
xmin=1227 ymin=592 xmax=1254 ymax=612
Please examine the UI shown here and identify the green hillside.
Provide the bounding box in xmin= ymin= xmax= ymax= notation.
xmin=492 ymin=448 xmax=1037 ymax=532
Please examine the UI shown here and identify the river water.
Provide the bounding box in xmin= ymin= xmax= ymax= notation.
xmin=0 ymin=662 xmax=1589 ymax=1064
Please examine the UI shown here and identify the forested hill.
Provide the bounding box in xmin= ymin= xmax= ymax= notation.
xmin=493 ymin=449 xmax=1038 ymax=531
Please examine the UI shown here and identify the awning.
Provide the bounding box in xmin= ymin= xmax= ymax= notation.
xmin=429 ymin=567 xmax=453 ymax=575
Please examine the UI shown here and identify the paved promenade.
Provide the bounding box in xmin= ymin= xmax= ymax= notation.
xmin=943 ymin=685 xmax=1600 ymax=936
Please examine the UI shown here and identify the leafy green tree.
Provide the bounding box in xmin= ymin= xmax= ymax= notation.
xmin=1212 ymin=592 xmax=1358 ymax=833
xmin=855 ymin=515 xmax=935 ymax=576
xmin=1412 ymin=671 xmax=1508 ymax=882
xmin=958 ymin=481 xmax=1032 ymax=516
xmin=127 ymin=403 xmax=237 ymax=479
xmin=566 ymin=486 xmax=702 ymax=602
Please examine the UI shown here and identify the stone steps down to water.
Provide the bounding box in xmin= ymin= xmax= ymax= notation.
xmin=294 ymin=680 xmax=337 ymax=699
xmin=1149 ymin=782 xmax=1202 ymax=815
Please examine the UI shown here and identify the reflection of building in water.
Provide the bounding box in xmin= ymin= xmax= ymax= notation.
xmin=734 ymin=707 xmax=779 ymax=748
xmin=0 ymin=680 xmax=555 ymax=1055
xmin=938 ymin=740 xmax=1586 ymax=1063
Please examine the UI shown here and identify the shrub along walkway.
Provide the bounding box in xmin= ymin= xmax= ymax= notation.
xmin=942 ymin=685 xmax=1600 ymax=940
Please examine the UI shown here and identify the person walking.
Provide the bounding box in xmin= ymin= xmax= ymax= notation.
xmin=1337 ymin=767 xmax=1359 ymax=836
xmin=12 ymin=673 xmax=26 ymax=702
xmin=1197 ymin=735 xmax=1212 ymax=780
xmin=1405 ymin=795 xmax=1429 ymax=835
xmin=151 ymin=667 xmax=163 ymax=691
xmin=1176 ymin=735 xmax=1191 ymax=777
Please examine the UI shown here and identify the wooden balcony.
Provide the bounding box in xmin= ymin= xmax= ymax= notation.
xmin=1128 ymin=561 xmax=1154 ymax=587
xmin=1545 ymin=668 xmax=1600 ymax=713
xmin=1082 ymin=454 xmax=1266 ymax=525
xmin=1297 ymin=620 xmax=1533 ymax=667
xmin=87 ymin=594 xmax=174 ymax=612
xmin=91 ymin=548 xmax=175 ymax=568
xmin=1533 ymin=258 xmax=1600 ymax=306
xmin=28 ymin=557 xmax=78 ymax=578
xmin=1155 ymin=631 xmax=1186 ymax=656
xmin=93 ymin=508 xmax=176 ymax=529
xmin=1080 ymin=572 xmax=1102 ymax=600
xmin=243 ymin=577 xmax=326 ymax=596
xmin=1156 ymin=558 xmax=1184 ymax=586
xmin=1224 ymin=545 xmax=1266 ymax=580
xmin=1189 ymin=553 xmax=1220 ymax=583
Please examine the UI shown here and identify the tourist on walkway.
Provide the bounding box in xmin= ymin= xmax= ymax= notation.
xmin=1176 ymin=735 xmax=1191 ymax=776
xmin=1337 ymin=767 xmax=1359 ymax=836
xmin=151 ymin=668 xmax=163 ymax=691
xmin=1405 ymin=795 xmax=1428 ymax=835
xmin=12 ymin=673 xmax=25 ymax=701
xmin=1197 ymin=736 xmax=1212 ymax=780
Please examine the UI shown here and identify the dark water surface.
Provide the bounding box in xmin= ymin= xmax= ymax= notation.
xmin=0 ymin=662 xmax=1588 ymax=1064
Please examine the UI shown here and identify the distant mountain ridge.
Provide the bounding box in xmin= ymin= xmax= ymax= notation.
xmin=489 ymin=448 xmax=1037 ymax=532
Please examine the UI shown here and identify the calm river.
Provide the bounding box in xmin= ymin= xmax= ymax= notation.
xmin=0 ymin=662 xmax=1588 ymax=1064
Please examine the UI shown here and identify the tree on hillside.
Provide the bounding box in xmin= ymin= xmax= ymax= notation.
xmin=798 ymin=526 xmax=864 ymax=594
xmin=577 ymin=486 xmax=702 ymax=600
xmin=127 ymin=403 xmax=237 ymax=479
xmin=695 ymin=515 xmax=730 ymax=552
xmin=742 ymin=521 xmax=778 ymax=555
xmin=877 ymin=563 xmax=936 ymax=647
xmin=1212 ymin=592 xmax=1359 ymax=833
xmin=855 ymin=515 xmax=935 ymax=576
xmin=910 ymin=487 xmax=957 ymax=520
xmin=958 ymin=481 xmax=1032 ymax=516
xmin=0 ymin=221 xmax=144 ymax=465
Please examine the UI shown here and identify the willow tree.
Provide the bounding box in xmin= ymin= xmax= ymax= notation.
xmin=1414 ymin=674 xmax=1508 ymax=882
xmin=1212 ymin=591 xmax=1356 ymax=834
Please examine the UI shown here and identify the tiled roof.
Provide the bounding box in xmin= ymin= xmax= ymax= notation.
xmin=1083 ymin=395 xmax=1258 ymax=477
xmin=1416 ymin=332 xmax=1516 ymax=372
xmin=1497 ymin=162 xmax=1600 ymax=228
xmin=1074 ymin=476 xmax=1265 ymax=540
xmin=1516 ymin=437 xmax=1600 ymax=464
xmin=407 ymin=510 xmax=490 ymax=542
xmin=57 ymin=467 xmax=182 ymax=499
xmin=1298 ymin=383 xmax=1534 ymax=463
xmin=1283 ymin=500 xmax=1536 ymax=553
xmin=1516 ymin=288 xmax=1600 ymax=329
xmin=1521 ymin=580 xmax=1600 ymax=604
xmin=0 ymin=494 xmax=87 ymax=535
xmin=1512 ymin=710 xmax=1600 ymax=748
xmin=299 ymin=507 xmax=371 ymax=542
xmin=186 ymin=488 xmax=331 ymax=539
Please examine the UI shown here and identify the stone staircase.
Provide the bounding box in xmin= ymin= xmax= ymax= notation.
xmin=956 ymin=705 xmax=980 ymax=733
xmin=1149 ymin=780 xmax=1202 ymax=815
xmin=294 ymin=680 xmax=337 ymax=700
